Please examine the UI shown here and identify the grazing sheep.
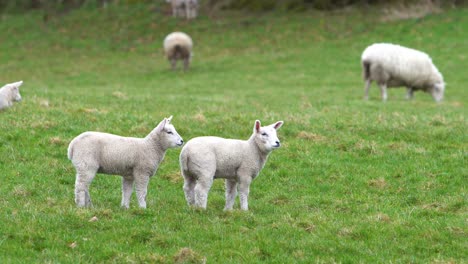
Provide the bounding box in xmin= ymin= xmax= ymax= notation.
xmin=68 ymin=116 xmax=184 ymax=209
xmin=180 ymin=120 xmax=284 ymax=211
xmin=163 ymin=32 xmax=193 ymax=71
xmin=361 ymin=43 xmax=445 ymax=102
xmin=0 ymin=81 xmax=23 ymax=110
xmin=167 ymin=0 xmax=198 ymax=19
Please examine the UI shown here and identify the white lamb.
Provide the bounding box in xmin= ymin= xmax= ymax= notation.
xmin=0 ymin=81 xmax=23 ymax=110
xmin=167 ymin=0 xmax=198 ymax=19
xmin=361 ymin=43 xmax=445 ymax=102
xmin=163 ymin=32 xmax=193 ymax=71
xmin=180 ymin=120 xmax=284 ymax=211
xmin=68 ymin=116 xmax=184 ymax=209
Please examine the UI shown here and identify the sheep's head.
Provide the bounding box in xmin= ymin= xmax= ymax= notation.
xmin=5 ymin=80 xmax=23 ymax=102
xmin=430 ymin=82 xmax=445 ymax=102
xmin=155 ymin=115 xmax=184 ymax=148
xmin=253 ymin=120 xmax=284 ymax=153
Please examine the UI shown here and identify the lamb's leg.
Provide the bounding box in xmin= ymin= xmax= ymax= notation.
xmin=406 ymin=87 xmax=414 ymax=100
xmin=194 ymin=177 xmax=213 ymax=209
xmin=183 ymin=173 xmax=196 ymax=206
xmin=121 ymin=177 xmax=134 ymax=209
xmin=74 ymin=169 xmax=96 ymax=208
xmin=75 ymin=174 xmax=87 ymax=207
xmin=379 ymin=83 xmax=388 ymax=101
xmin=224 ymin=179 xmax=238 ymax=211
xmin=238 ymin=178 xmax=252 ymax=211
xmin=85 ymin=189 xmax=92 ymax=207
xmin=134 ymin=175 xmax=150 ymax=209
xmin=364 ymin=79 xmax=371 ymax=100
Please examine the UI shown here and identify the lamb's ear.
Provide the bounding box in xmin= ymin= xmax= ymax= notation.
xmin=167 ymin=115 xmax=173 ymax=123
xmin=273 ymin=121 xmax=284 ymax=130
xmin=155 ymin=118 xmax=167 ymax=133
xmin=11 ymin=81 xmax=23 ymax=88
xmin=254 ymin=120 xmax=261 ymax=133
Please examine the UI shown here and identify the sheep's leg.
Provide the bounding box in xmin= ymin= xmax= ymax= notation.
xmin=170 ymin=58 xmax=177 ymax=71
xmin=185 ymin=3 xmax=189 ymax=19
xmin=134 ymin=175 xmax=150 ymax=209
xmin=74 ymin=174 xmax=87 ymax=207
xmin=74 ymin=169 xmax=96 ymax=208
xmin=406 ymin=87 xmax=414 ymax=100
xmin=187 ymin=8 xmax=193 ymax=19
xmin=183 ymin=174 xmax=196 ymax=206
xmin=364 ymin=79 xmax=371 ymax=100
xmin=190 ymin=5 xmax=197 ymax=19
xmin=183 ymin=58 xmax=190 ymax=71
xmin=121 ymin=177 xmax=134 ymax=209
xmin=224 ymin=179 xmax=238 ymax=211
xmin=194 ymin=177 xmax=213 ymax=209
xmin=379 ymin=83 xmax=388 ymax=101
xmin=176 ymin=6 xmax=184 ymax=17
xmin=238 ymin=178 xmax=252 ymax=211
xmin=85 ymin=189 xmax=92 ymax=207
xmin=172 ymin=3 xmax=178 ymax=17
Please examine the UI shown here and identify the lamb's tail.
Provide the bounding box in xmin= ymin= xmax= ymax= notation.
xmin=67 ymin=141 xmax=74 ymax=160
xmin=179 ymin=149 xmax=188 ymax=172
xmin=362 ymin=60 xmax=371 ymax=81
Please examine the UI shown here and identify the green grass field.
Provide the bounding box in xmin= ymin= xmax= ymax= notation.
xmin=0 ymin=4 xmax=467 ymax=263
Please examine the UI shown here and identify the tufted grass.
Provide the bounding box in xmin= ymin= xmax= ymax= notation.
xmin=0 ymin=4 xmax=467 ymax=263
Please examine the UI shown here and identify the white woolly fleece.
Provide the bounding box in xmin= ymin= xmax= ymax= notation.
xmin=0 ymin=81 xmax=23 ymax=110
xmin=68 ymin=116 xmax=183 ymax=209
xmin=362 ymin=43 xmax=444 ymax=88
xmin=180 ymin=120 xmax=283 ymax=211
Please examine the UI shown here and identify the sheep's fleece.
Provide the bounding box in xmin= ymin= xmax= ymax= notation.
xmin=0 ymin=81 xmax=23 ymax=110
xmin=167 ymin=0 xmax=198 ymax=19
xmin=68 ymin=116 xmax=183 ymax=208
xmin=163 ymin=31 xmax=193 ymax=71
xmin=361 ymin=43 xmax=445 ymax=102
xmin=180 ymin=120 xmax=284 ymax=211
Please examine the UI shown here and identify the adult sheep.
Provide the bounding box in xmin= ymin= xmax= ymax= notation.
xmin=180 ymin=120 xmax=284 ymax=211
xmin=361 ymin=43 xmax=445 ymax=102
xmin=0 ymin=81 xmax=23 ymax=110
xmin=163 ymin=32 xmax=193 ymax=71
xmin=167 ymin=0 xmax=198 ymax=19
xmin=68 ymin=116 xmax=184 ymax=209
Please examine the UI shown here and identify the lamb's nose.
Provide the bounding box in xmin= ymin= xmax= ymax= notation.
xmin=275 ymin=141 xmax=280 ymax=146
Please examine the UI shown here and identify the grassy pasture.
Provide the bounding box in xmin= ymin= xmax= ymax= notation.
xmin=0 ymin=4 xmax=467 ymax=263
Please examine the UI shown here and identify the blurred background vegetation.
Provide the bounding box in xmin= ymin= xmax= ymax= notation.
xmin=0 ymin=0 xmax=466 ymax=13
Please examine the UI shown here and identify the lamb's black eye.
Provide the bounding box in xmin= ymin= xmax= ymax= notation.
xmin=261 ymin=132 xmax=268 ymax=136
xmin=167 ymin=131 xmax=173 ymax=135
